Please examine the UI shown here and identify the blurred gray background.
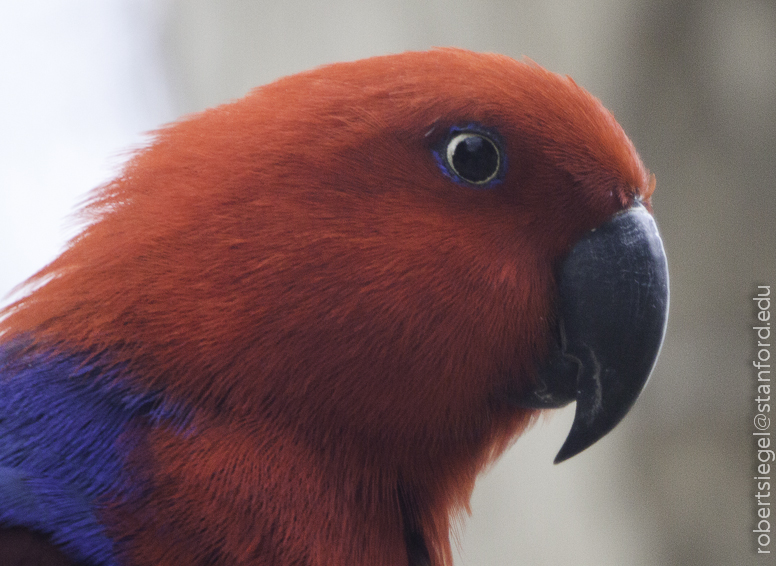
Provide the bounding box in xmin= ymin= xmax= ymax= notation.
xmin=1 ymin=1 xmax=774 ymax=564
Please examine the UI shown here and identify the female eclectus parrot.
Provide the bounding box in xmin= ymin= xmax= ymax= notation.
xmin=0 ymin=49 xmax=668 ymax=566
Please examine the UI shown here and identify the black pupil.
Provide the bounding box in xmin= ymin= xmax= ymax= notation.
xmin=451 ymin=135 xmax=498 ymax=183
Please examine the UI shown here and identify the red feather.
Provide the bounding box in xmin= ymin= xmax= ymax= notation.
xmin=2 ymin=49 xmax=650 ymax=565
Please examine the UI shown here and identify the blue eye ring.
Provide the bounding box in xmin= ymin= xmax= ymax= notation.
xmin=433 ymin=125 xmax=506 ymax=188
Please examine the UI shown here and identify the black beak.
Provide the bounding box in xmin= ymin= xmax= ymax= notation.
xmin=516 ymin=202 xmax=669 ymax=463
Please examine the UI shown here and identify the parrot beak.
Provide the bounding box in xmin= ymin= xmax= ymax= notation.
xmin=514 ymin=202 xmax=669 ymax=463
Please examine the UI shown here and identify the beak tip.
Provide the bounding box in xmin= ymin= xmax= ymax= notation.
xmin=552 ymin=405 xmax=602 ymax=464
xmin=553 ymin=448 xmax=574 ymax=465
xmin=553 ymin=443 xmax=574 ymax=464
xmin=552 ymin=412 xmax=611 ymax=464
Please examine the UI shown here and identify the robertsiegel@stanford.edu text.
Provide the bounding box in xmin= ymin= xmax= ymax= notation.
xmin=753 ymin=285 xmax=772 ymax=555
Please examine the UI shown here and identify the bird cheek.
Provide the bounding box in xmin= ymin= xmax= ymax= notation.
xmin=490 ymin=261 xmax=520 ymax=289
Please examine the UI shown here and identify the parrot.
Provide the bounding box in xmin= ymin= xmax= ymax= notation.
xmin=0 ymin=48 xmax=668 ymax=566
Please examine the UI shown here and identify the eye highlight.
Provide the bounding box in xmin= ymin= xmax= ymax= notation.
xmin=436 ymin=128 xmax=505 ymax=187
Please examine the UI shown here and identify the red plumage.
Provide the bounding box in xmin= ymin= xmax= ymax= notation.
xmin=1 ymin=49 xmax=651 ymax=565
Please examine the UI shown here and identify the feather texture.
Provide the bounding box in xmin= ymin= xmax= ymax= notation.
xmin=0 ymin=49 xmax=650 ymax=565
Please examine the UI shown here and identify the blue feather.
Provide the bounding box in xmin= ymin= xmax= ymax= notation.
xmin=0 ymin=341 xmax=193 ymax=565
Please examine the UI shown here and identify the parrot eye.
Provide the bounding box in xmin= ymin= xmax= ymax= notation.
xmin=439 ymin=130 xmax=504 ymax=187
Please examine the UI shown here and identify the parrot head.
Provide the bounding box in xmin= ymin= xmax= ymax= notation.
xmin=1 ymin=48 xmax=667 ymax=565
